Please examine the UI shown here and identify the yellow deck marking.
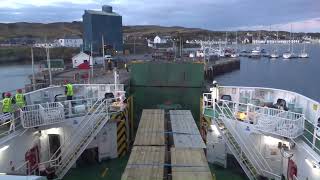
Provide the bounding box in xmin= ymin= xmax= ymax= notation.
xmin=101 ymin=167 xmax=108 ymax=178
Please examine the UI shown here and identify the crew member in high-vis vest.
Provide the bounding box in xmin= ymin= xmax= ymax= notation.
xmin=15 ymin=89 xmax=26 ymax=108
xmin=65 ymin=81 xmax=74 ymax=100
xmin=2 ymin=93 xmax=13 ymax=114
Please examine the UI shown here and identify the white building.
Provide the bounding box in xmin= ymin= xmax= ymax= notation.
xmin=72 ymin=52 xmax=93 ymax=68
xmin=153 ymin=35 xmax=168 ymax=44
xmin=58 ymin=38 xmax=83 ymax=47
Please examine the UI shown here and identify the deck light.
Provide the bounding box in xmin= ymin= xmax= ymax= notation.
xmin=210 ymin=125 xmax=221 ymax=136
xmin=0 ymin=145 xmax=9 ymax=152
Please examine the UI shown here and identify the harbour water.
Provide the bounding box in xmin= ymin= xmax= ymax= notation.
xmin=0 ymin=64 xmax=37 ymax=93
xmin=0 ymin=43 xmax=319 ymax=101
xmin=215 ymin=43 xmax=320 ymax=101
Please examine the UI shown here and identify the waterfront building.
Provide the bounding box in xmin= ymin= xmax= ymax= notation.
xmin=72 ymin=52 xmax=93 ymax=68
xmin=57 ymin=36 xmax=83 ymax=47
xmin=154 ymin=35 xmax=169 ymax=44
xmin=83 ymin=5 xmax=123 ymax=52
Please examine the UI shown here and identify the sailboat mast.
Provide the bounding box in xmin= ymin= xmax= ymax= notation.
xmin=235 ymin=31 xmax=238 ymax=52
xmin=258 ymin=30 xmax=261 ymax=49
xmin=291 ymin=24 xmax=293 ymax=53
xmin=102 ymin=35 xmax=105 ymax=69
xmin=225 ymin=31 xmax=227 ymax=49
xmin=276 ymin=30 xmax=279 ymax=53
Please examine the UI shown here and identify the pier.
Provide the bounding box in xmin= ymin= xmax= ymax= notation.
xmin=204 ymin=58 xmax=240 ymax=81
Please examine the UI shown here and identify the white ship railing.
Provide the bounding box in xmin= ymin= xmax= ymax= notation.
xmin=218 ymin=99 xmax=305 ymax=139
xmin=20 ymin=105 xmax=43 ymax=128
xmin=213 ymin=101 xmax=281 ymax=180
xmin=18 ymin=83 xmax=125 ymax=128
xmin=0 ymin=113 xmax=23 ymax=141
xmin=32 ymin=97 xmax=121 ymax=179
xmin=24 ymin=84 xmax=124 ymax=104
xmin=205 ymin=94 xmax=305 ymax=139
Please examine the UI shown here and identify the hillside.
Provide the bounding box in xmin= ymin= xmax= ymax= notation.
xmin=0 ymin=22 xmax=319 ymax=41
xmin=0 ymin=22 xmax=218 ymax=40
xmin=0 ymin=22 xmax=82 ymax=41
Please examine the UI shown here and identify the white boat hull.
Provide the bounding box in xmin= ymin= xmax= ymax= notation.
xmin=283 ymin=53 xmax=292 ymax=59
xmin=270 ymin=54 xmax=279 ymax=58
xmin=299 ymin=53 xmax=309 ymax=58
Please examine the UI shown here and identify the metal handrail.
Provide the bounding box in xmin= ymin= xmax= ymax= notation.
xmin=222 ymin=102 xmax=272 ymax=170
xmin=48 ymin=97 xmax=118 ymax=171
xmin=58 ymin=100 xmax=106 ymax=160
xmin=220 ymin=99 xmax=304 ymax=121
xmin=47 ymin=98 xmax=104 ymax=162
xmin=215 ymin=102 xmax=281 ymax=180
xmin=14 ymin=161 xmax=29 ymax=175
xmin=56 ymin=101 xmax=109 ymax=173
xmin=219 ymin=99 xmax=305 ymax=138
xmin=221 ymin=101 xmax=274 ymax=172
xmin=214 ymin=103 xmax=261 ymax=179
xmin=0 ymin=114 xmax=22 ymax=138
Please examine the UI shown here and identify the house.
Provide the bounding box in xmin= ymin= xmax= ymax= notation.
xmin=57 ymin=36 xmax=83 ymax=47
xmin=153 ymin=35 xmax=169 ymax=44
xmin=72 ymin=52 xmax=93 ymax=68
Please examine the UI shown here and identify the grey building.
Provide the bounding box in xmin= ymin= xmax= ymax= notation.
xmin=83 ymin=5 xmax=123 ymax=52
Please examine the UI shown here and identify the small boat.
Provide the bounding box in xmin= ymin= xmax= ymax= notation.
xmin=299 ymin=52 xmax=308 ymax=58
xmin=231 ymin=53 xmax=239 ymax=58
xmin=270 ymin=53 xmax=279 ymax=58
xmin=283 ymin=52 xmax=293 ymax=59
xmin=251 ymin=47 xmax=261 ymax=57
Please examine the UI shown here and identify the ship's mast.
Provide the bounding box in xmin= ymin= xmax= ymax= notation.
xmin=290 ymin=24 xmax=293 ymax=54
xmin=235 ymin=31 xmax=238 ymax=52
xmin=31 ymin=47 xmax=36 ymax=90
xmin=102 ymin=35 xmax=105 ymax=70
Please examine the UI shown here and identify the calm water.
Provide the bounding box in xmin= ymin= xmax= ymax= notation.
xmin=0 ymin=64 xmax=35 ymax=93
xmin=216 ymin=43 xmax=320 ymax=102
xmin=0 ymin=44 xmax=319 ymax=102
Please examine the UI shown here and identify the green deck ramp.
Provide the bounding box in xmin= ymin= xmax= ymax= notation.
xmin=130 ymin=62 xmax=204 ymax=87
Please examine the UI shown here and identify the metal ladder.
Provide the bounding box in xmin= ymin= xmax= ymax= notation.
xmin=38 ymin=98 xmax=114 ymax=179
xmin=213 ymin=102 xmax=281 ymax=180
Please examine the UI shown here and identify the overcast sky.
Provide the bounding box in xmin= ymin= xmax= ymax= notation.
xmin=0 ymin=0 xmax=319 ymax=32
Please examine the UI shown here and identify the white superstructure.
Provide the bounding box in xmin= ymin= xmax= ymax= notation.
xmin=203 ymin=84 xmax=320 ymax=180
xmin=0 ymin=82 xmax=127 ymax=179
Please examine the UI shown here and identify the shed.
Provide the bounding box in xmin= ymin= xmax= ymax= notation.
xmin=40 ymin=59 xmax=65 ymax=71
xmin=72 ymin=52 xmax=93 ymax=68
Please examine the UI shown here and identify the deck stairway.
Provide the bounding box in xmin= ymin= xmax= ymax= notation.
xmin=36 ymin=98 xmax=115 ymax=179
xmin=203 ymin=94 xmax=284 ymax=180
xmin=0 ymin=113 xmax=26 ymax=145
xmin=214 ymin=102 xmax=281 ymax=180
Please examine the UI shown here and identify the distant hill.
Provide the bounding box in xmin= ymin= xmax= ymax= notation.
xmin=0 ymin=22 xmax=219 ymax=40
xmin=0 ymin=22 xmax=82 ymax=41
xmin=0 ymin=22 xmax=319 ymax=41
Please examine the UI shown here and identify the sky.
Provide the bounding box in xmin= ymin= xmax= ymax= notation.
xmin=0 ymin=0 xmax=319 ymax=32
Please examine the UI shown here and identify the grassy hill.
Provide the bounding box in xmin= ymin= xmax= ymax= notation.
xmin=0 ymin=22 xmax=319 ymax=41
xmin=0 ymin=22 xmax=82 ymax=41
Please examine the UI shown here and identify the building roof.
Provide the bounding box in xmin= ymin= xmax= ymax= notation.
xmin=72 ymin=52 xmax=91 ymax=60
xmin=85 ymin=10 xmax=121 ymax=17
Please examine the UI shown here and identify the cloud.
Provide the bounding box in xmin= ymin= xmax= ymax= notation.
xmin=0 ymin=0 xmax=319 ymax=32
xmin=238 ymin=18 xmax=320 ymax=32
